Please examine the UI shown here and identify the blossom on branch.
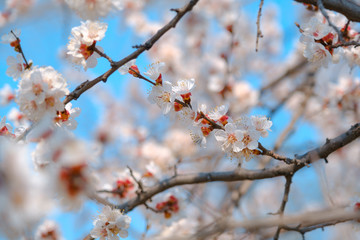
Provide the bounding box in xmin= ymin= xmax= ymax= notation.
xmin=16 ymin=66 xmax=69 ymax=122
xmin=67 ymin=20 xmax=108 ymax=70
xmin=90 ymin=206 xmax=131 ymax=240
xmin=6 ymin=54 xmax=30 ymax=80
xmin=35 ymin=220 xmax=63 ymax=240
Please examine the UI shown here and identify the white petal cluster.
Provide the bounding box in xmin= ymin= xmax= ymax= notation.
xmin=0 ymin=84 xmax=15 ymax=105
xmin=6 ymin=54 xmax=28 ymax=80
xmin=67 ymin=20 xmax=108 ymax=70
xmin=16 ymin=66 xmax=69 ymax=122
xmin=214 ymin=123 xmax=245 ymax=152
xmin=172 ymin=78 xmax=196 ymax=95
xmin=148 ymin=81 xmax=175 ymax=115
xmin=1 ymin=29 xmax=20 ymax=44
xmin=144 ymin=62 xmax=166 ymax=81
xmin=90 ymin=206 xmax=131 ymax=240
xmin=65 ymin=0 xmax=123 ymax=20
xmin=299 ymin=14 xmax=339 ymax=68
xmin=35 ymin=220 xmax=63 ymax=240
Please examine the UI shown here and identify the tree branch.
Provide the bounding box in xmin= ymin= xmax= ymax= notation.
xmin=255 ymin=0 xmax=264 ymax=52
xmin=63 ymin=0 xmax=200 ymax=105
xmin=273 ymin=175 xmax=293 ymax=240
xmin=294 ymin=0 xmax=360 ymax=22
xmin=116 ymin=122 xmax=360 ymax=213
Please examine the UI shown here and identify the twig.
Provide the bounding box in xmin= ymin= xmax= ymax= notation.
xmin=255 ymin=0 xmax=265 ymax=52
xmin=273 ymin=175 xmax=293 ymax=240
xmin=294 ymin=0 xmax=360 ymax=22
xmin=127 ymin=166 xmax=145 ymax=193
xmin=199 ymin=111 xmax=224 ymax=130
xmin=128 ymin=68 xmax=155 ymax=85
xmin=93 ymin=46 xmax=114 ymax=65
xmin=317 ymin=0 xmax=343 ymax=42
xmin=258 ymin=142 xmax=300 ymax=165
xmin=10 ymin=30 xmax=30 ymax=69
xmin=63 ymin=0 xmax=200 ymax=105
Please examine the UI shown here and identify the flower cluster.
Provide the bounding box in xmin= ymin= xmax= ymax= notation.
xmin=35 ymin=220 xmax=63 ymax=240
xmin=119 ymin=61 xmax=272 ymax=161
xmin=67 ymin=20 xmax=108 ymax=70
xmin=16 ymin=66 xmax=69 ymax=122
xmin=90 ymin=206 xmax=131 ymax=240
xmin=299 ymin=13 xmax=360 ymax=68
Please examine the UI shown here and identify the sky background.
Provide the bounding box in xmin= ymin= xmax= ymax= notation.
xmin=0 ymin=0 xmax=333 ymax=239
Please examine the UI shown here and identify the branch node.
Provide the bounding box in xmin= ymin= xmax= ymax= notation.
xmin=170 ymin=8 xmax=180 ymax=13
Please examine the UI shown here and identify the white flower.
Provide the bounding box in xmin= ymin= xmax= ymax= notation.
xmin=118 ymin=59 xmax=137 ymax=75
xmin=236 ymin=116 xmax=261 ymax=150
xmin=251 ymin=116 xmax=272 ymax=137
xmin=0 ymin=116 xmax=14 ymax=138
xmin=1 ymin=29 xmax=20 ymax=44
xmin=90 ymin=206 xmax=131 ymax=240
xmin=35 ymin=220 xmax=63 ymax=240
xmin=6 ymin=54 xmax=29 ymax=80
xmin=172 ymin=78 xmax=196 ymax=95
xmin=208 ymin=105 xmax=230 ymax=126
xmin=144 ymin=62 xmax=166 ymax=82
xmin=50 ymin=138 xmax=94 ymax=209
xmin=214 ymin=123 xmax=244 ymax=152
xmin=148 ymin=81 xmax=175 ymax=114
xmin=0 ymin=84 xmax=15 ymax=105
xmin=301 ymin=15 xmax=332 ymax=40
xmin=16 ymin=66 xmax=69 ymax=122
xmin=65 ymin=0 xmax=123 ymax=20
xmin=7 ymin=107 xmax=28 ymax=128
xmin=302 ymin=36 xmax=332 ymax=68
xmin=54 ymin=103 xmax=81 ymax=130
xmin=67 ymin=21 xmax=108 ymax=70
xmin=141 ymin=161 xmax=163 ymax=187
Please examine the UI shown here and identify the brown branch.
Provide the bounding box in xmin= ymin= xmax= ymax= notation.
xmin=199 ymin=111 xmax=224 ymax=130
xmin=258 ymin=142 xmax=300 ymax=164
xmin=127 ymin=166 xmax=145 ymax=193
xmin=63 ymin=0 xmax=200 ymax=105
xmin=273 ymin=175 xmax=293 ymax=240
xmin=317 ymin=0 xmax=344 ymax=42
xmin=228 ymin=207 xmax=360 ymax=232
xmin=329 ymin=40 xmax=360 ymax=49
xmin=255 ymin=0 xmax=265 ymax=52
xmin=185 ymin=207 xmax=360 ymax=240
xmin=10 ymin=30 xmax=30 ymax=69
xmin=93 ymin=46 xmax=114 ymax=65
xmin=116 ymin=122 xmax=360 ymax=213
xmin=294 ymin=0 xmax=360 ymax=22
xmin=281 ymin=219 xmax=349 ymax=237
xmin=128 ymin=68 xmax=156 ymax=85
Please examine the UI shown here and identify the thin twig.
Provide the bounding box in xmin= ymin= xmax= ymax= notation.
xmin=317 ymin=0 xmax=343 ymax=42
xmin=10 ymin=30 xmax=30 ymax=68
xmin=127 ymin=166 xmax=145 ymax=193
xmin=128 ymin=68 xmax=156 ymax=85
xmin=93 ymin=46 xmax=114 ymax=65
xmin=255 ymin=0 xmax=265 ymax=52
xmin=273 ymin=175 xmax=293 ymax=240
xmin=258 ymin=142 xmax=300 ymax=164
